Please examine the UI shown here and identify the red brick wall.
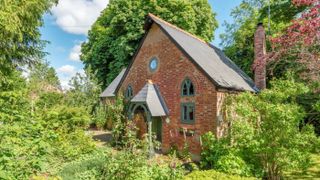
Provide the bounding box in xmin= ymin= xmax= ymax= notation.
xmin=119 ymin=24 xmax=219 ymax=156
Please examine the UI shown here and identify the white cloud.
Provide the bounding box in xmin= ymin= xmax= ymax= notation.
xmin=51 ymin=0 xmax=109 ymax=35
xmin=57 ymin=65 xmax=76 ymax=75
xmin=69 ymin=43 xmax=82 ymax=62
xmin=56 ymin=65 xmax=86 ymax=90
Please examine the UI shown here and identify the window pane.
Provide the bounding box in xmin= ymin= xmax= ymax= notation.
xmin=188 ymin=105 xmax=194 ymax=121
xmin=189 ymin=83 xmax=194 ymax=95
xmin=183 ymin=105 xmax=187 ymax=120
xmin=182 ymin=84 xmax=188 ymax=95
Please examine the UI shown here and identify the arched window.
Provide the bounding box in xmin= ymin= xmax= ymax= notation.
xmin=125 ymin=85 xmax=133 ymax=99
xmin=181 ymin=78 xmax=194 ymax=96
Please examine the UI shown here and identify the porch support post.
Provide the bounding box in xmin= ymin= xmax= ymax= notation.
xmin=147 ymin=112 xmax=154 ymax=158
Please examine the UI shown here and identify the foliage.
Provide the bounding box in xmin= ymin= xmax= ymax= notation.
xmin=58 ymin=148 xmax=184 ymax=180
xmin=41 ymin=106 xmax=91 ymax=132
xmin=225 ymin=78 xmax=318 ymax=179
xmin=58 ymin=149 xmax=108 ymax=180
xmin=35 ymin=92 xmax=64 ymax=110
xmin=200 ymin=132 xmax=230 ymax=169
xmin=184 ymin=170 xmax=257 ymax=180
xmin=200 ymin=132 xmax=252 ymax=177
xmin=215 ymin=153 xmax=252 ymax=177
xmin=28 ymin=61 xmax=61 ymax=91
xmin=269 ymin=0 xmax=320 ymax=82
xmin=0 ymin=69 xmax=96 ymax=179
xmin=220 ymin=0 xmax=306 ymax=78
xmin=65 ymin=70 xmax=101 ymax=115
xmin=0 ymin=107 xmax=96 ymax=179
xmin=81 ymin=0 xmax=218 ymax=87
xmin=104 ymin=96 xmax=126 ymax=146
xmin=0 ymin=0 xmax=57 ymax=75
xmin=92 ymin=104 xmax=108 ymax=129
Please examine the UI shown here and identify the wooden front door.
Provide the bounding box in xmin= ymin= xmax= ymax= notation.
xmin=152 ymin=117 xmax=162 ymax=142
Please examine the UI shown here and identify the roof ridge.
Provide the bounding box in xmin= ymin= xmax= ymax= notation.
xmin=148 ymin=13 xmax=208 ymax=44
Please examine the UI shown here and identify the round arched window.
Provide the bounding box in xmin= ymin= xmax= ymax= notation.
xmin=149 ymin=57 xmax=158 ymax=72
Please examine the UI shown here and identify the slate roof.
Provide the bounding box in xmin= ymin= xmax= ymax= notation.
xmin=131 ymin=81 xmax=169 ymax=116
xmin=100 ymin=68 xmax=126 ymax=97
xmin=147 ymin=14 xmax=258 ymax=92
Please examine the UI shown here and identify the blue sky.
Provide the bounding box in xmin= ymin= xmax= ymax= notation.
xmin=40 ymin=0 xmax=242 ymax=89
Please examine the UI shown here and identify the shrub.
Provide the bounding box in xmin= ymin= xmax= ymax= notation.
xmin=43 ymin=106 xmax=91 ymax=132
xmin=184 ymin=170 xmax=257 ymax=180
xmin=92 ymin=104 xmax=108 ymax=129
xmin=224 ymin=78 xmax=318 ymax=179
xmin=35 ymin=92 xmax=64 ymax=110
xmin=58 ymin=150 xmax=107 ymax=180
xmin=200 ymin=132 xmax=230 ymax=169
xmin=58 ymin=148 xmax=184 ymax=180
xmin=216 ymin=153 xmax=252 ymax=177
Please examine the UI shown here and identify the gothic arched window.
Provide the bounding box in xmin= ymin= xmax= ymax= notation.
xmin=181 ymin=78 xmax=194 ymax=96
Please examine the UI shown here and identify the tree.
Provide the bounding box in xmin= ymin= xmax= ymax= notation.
xmin=28 ymin=61 xmax=61 ymax=91
xmin=81 ymin=0 xmax=218 ymax=87
xmin=225 ymin=78 xmax=318 ymax=179
xmin=65 ymin=69 xmax=101 ymax=114
xmin=269 ymin=0 xmax=320 ymax=82
xmin=220 ymin=0 xmax=306 ymax=78
xmin=0 ymin=0 xmax=57 ymax=76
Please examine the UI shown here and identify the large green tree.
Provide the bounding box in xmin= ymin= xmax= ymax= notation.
xmin=0 ymin=0 xmax=57 ymax=76
xmin=81 ymin=0 xmax=218 ymax=87
xmin=220 ymin=0 xmax=305 ymax=78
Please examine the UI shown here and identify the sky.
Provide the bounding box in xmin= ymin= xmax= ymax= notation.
xmin=40 ymin=0 xmax=242 ymax=89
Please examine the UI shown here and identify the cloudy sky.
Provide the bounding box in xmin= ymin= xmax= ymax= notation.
xmin=41 ymin=0 xmax=242 ymax=89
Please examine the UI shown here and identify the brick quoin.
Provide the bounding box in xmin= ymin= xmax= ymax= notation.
xmin=119 ymin=24 xmax=222 ymax=159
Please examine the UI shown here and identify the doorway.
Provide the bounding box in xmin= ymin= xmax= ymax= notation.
xmin=152 ymin=117 xmax=162 ymax=142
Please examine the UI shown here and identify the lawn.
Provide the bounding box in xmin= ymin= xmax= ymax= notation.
xmin=285 ymin=154 xmax=320 ymax=180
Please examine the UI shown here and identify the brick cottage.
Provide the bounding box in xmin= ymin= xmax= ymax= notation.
xmin=101 ymin=13 xmax=266 ymax=160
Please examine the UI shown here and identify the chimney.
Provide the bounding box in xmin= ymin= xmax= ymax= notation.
xmin=253 ymin=23 xmax=267 ymax=90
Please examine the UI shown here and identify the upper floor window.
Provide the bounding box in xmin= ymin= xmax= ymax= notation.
xmin=181 ymin=78 xmax=194 ymax=96
xmin=149 ymin=57 xmax=158 ymax=72
xmin=125 ymin=85 xmax=133 ymax=99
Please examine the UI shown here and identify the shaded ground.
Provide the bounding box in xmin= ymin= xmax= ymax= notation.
xmin=87 ymin=129 xmax=113 ymax=147
xmin=285 ymin=154 xmax=320 ymax=180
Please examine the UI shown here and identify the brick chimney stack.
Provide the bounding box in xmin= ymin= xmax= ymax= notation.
xmin=254 ymin=23 xmax=266 ymax=90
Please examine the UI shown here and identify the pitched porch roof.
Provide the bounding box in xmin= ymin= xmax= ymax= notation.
xmin=131 ymin=81 xmax=169 ymax=117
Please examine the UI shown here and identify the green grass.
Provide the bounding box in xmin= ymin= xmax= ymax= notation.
xmin=285 ymin=154 xmax=320 ymax=180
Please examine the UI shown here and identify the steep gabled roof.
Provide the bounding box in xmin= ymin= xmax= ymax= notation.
xmin=100 ymin=68 xmax=126 ymax=97
xmin=104 ymin=14 xmax=258 ymax=97
xmin=147 ymin=13 xmax=258 ymax=92
xmin=131 ymin=81 xmax=169 ymax=116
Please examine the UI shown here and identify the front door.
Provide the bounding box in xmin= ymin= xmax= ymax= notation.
xmin=152 ymin=117 xmax=162 ymax=142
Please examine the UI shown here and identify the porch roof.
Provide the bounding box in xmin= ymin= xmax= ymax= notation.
xmin=131 ymin=81 xmax=169 ymax=117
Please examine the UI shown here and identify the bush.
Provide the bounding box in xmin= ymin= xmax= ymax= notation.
xmin=58 ymin=150 xmax=107 ymax=180
xmin=200 ymin=132 xmax=230 ymax=169
xmin=43 ymin=106 xmax=91 ymax=132
xmin=35 ymin=92 xmax=64 ymax=110
xmin=58 ymin=149 xmax=184 ymax=180
xmin=184 ymin=170 xmax=257 ymax=180
xmin=92 ymin=104 xmax=108 ymax=129
xmin=216 ymin=153 xmax=252 ymax=177
xmin=0 ymin=101 xmax=96 ymax=178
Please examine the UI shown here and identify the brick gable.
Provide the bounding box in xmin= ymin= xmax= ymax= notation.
xmin=119 ymin=23 xmax=220 ymax=157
